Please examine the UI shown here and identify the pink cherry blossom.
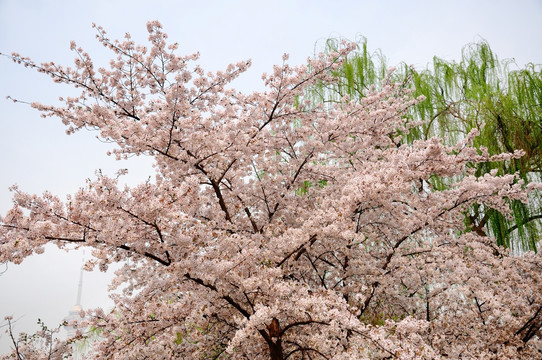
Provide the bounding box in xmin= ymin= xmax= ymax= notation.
xmin=1 ymin=21 xmax=542 ymax=359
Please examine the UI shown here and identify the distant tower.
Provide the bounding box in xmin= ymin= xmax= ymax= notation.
xmin=65 ymin=265 xmax=84 ymax=337
xmin=64 ymin=264 xmax=85 ymax=359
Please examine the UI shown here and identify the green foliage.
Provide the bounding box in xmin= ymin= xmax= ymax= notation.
xmin=295 ymin=179 xmax=328 ymax=196
xmin=309 ymin=38 xmax=542 ymax=251
xmin=295 ymin=180 xmax=313 ymax=196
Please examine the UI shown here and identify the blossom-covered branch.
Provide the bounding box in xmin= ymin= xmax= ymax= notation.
xmin=1 ymin=21 xmax=542 ymax=359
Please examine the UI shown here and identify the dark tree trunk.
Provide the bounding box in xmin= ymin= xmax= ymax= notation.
xmin=264 ymin=318 xmax=283 ymax=360
xmin=269 ymin=339 xmax=283 ymax=360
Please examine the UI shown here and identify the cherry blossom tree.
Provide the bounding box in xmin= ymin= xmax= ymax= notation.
xmin=1 ymin=317 xmax=72 ymax=360
xmin=1 ymin=21 xmax=542 ymax=359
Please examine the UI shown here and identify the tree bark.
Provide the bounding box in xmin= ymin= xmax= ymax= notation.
xmin=269 ymin=339 xmax=283 ymax=360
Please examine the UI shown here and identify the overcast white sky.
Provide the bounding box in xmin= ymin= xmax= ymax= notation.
xmin=1 ymin=0 xmax=541 ymax=354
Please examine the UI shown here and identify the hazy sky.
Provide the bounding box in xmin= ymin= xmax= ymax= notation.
xmin=1 ymin=0 xmax=541 ymax=354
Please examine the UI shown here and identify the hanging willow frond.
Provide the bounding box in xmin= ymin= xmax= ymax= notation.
xmin=307 ymin=38 xmax=542 ymax=252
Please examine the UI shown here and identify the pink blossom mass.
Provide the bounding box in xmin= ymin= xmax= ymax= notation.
xmin=1 ymin=20 xmax=542 ymax=359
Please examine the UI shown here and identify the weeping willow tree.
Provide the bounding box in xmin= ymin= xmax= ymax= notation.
xmin=309 ymin=38 xmax=542 ymax=252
